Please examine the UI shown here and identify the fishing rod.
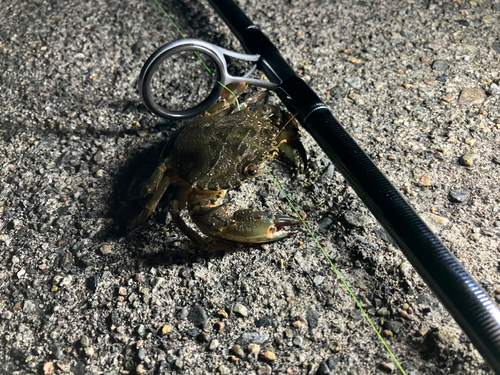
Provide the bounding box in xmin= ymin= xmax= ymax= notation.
xmin=205 ymin=0 xmax=500 ymax=372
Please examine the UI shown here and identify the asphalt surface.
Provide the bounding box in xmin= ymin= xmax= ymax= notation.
xmin=1 ymin=0 xmax=500 ymax=374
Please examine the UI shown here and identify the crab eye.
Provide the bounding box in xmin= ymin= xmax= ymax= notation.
xmin=244 ymin=164 xmax=259 ymax=177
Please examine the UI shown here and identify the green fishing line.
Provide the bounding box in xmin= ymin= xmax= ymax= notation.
xmin=152 ymin=2 xmax=406 ymax=373
xmin=154 ymin=0 xmax=241 ymax=111
xmin=263 ymin=164 xmax=407 ymax=375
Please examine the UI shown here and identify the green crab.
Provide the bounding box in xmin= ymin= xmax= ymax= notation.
xmin=128 ymin=83 xmax=306 ymax=249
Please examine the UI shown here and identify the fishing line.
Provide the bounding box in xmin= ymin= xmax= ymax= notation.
xmin=151 ymin=2 xmax=406 ymax=373
xmin=263 ymin=164 xmax=407 ymax=375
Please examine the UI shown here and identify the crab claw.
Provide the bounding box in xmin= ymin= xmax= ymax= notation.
xmin=195 ymin=209 xmax=302 ymax=244
xmin=270 ymin=215 xmax=303 ymax=240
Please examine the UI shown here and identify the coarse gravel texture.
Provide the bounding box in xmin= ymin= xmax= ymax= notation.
xmin=1 ymin=0 xmax=500 ymax=374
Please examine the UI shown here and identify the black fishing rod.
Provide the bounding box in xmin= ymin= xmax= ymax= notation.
xmin=207 ymin=0 xmax=500 ymax=372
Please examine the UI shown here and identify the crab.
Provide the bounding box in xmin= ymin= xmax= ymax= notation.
xmin=128 ymin=83 xmax=306 ymax=249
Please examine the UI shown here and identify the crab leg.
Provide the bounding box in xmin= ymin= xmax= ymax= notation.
xmin=141 ymin=162 xmax=167 ymax=196
xmin=203 ymin=82 xmax=249 ymax=117
xmin=276 ymin=114 xmax=307 ymax=174
xmin=127 ymin=173 xmax=173 ymax=232
xmin=170 ymin=187 xmax=209 ymax=249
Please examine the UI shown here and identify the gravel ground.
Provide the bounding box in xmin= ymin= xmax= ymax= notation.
xmin=1 ymin=0 xmax=500 ymax=374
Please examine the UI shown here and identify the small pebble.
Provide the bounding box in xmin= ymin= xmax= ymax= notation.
xmin=345 ymin=77 xmax=362 ymax=90
xmin=437 ymin=74 xmax=449 ymax=82
xmin=161 ymin=324 xmax=172 ymax=336
xmin=261 ymin=351 xmax=277 ymax=361
xmin=427 ymin=42 xmax=442 ymax=51
xmin=188 ymin=304 xmax=208 ymax=328
xmin=384 ymin=320 xmax=404 ymax=334
xmin=416 ymin=327 xmax=428 ymax=336
xmin=400 ymin=310 xmax=410 ymax=319
xmin=43 ymin=362 xmax=55 ymax=375
xmin=321 ymin=164 xmax=335 ymax=182
xmin=100 ymin=245 xmax=112 ymax=255
xmin=382 ymin=330 xmax=393 ymax=337
xmin=306 ymin=306 xmax=319 ymax=330
xmin=489 ymin=83 xmax=500 ymax=95
xmin=313 ymin=275 xmax=325 ymax=285
xmin=481 ymin=228 xmax=497 ymax=237
xmin=233 ymin=303 xmax=248 ymax=317
xmin=255 ymin=316 xmax=271 ymax=328
xmin=284 ymin=328 xmax=294 ymax=339
xmin=398 ymin=262 xmax=412 ymax=278
xmin=80 ymin=335 xmax=90 ymax=347
xmin=60 ymin=275 xmax=72 ymax=287
xmin=318 ymin=217 xmax=332 ymax=232
xmin=380 ymin=361 xmax=395 ymax=373
xmin=292 ymin=320 xmax=302 ymax=329
xmin=283 ymin=282 xmax=295 ymax=297
xmin=421 ymin=213 xmax=449 ymax=233
xmin=344 ymin=211 xmax=375 ymax=227
xmin=455 ymin=19 xmax=469 ymax=26
xmin=418 ymin=175 xmax=431 ymax=187
xmin=412 ymin=106 xmax=430 ymax=121
xmin=153 ymin=277 xmax=164 ymax=287
xmin=217 ymin=309 xmax=229 ymax=319
xmin=432 ymin=60 xmax=449 ymax=71
xmin=209 ymin=339 xmax=219 ymax=351
xmin=232 ymin=344 xmax=245 ymax=358
xmin=449 ymin=188 xmax=470 ymax=203
xmin=218 ymin=365 xmax=229 ymax=375
xmin=95 ymin=169 xmax=105 ymax=178
xmin=93 ymin=151 xmax=104 ymax=164
xmin=377 ymin=307 xmax=388 ymax=316
xmin=23 ymin=300 xmax=37 ymax=314
xmin=84 ymin=346 xmax=94 ymax=357
xmin=458 ymin=87 xmax=485 ymax=105
xmin=247 ymin=343 xmax=261 ymax=355
xmin=136 ymin=324 xmax=146 ymax=337
xmin=257 ymin=365 xmax=273 ymax=375
xmin=460 ymin=153 xmax=474 ymax=166
xmin=316 ymin=362 xmax=332 ymax=375
xmin=293 ymin=336 xmax=304 ymax=347
xmin=347 ymin=56 xmax=361 ymax=65
xmin=235 ymin=331 xmax=269 ymax=346
xmin=136 ymin=364 xmax=146 ymax=375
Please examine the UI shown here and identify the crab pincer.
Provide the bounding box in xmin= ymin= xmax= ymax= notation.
xmin=195 ymin=209 xmax=302 ymax=244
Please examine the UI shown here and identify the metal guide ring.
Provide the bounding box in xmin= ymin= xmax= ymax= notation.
xmin=138 ymin=38 xmax=277 ymax=119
